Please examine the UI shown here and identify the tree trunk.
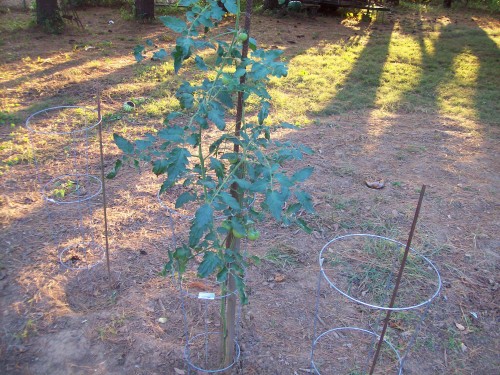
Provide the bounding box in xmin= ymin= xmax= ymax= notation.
xmin=135 ymin=0 xmax=155 ymax=20
xmin=443 ymin=0 xmax=452 ymax=8
xmin=36 ymin=0 xmax=63 ymax=30
xmin=263 ymin=0 xmax=280 ymax=10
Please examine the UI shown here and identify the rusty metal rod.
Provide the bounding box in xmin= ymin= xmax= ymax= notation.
xmin=369 ymin=185 xmax=426 ymax=375
xmin=97 ymin=92 xmax=112 ymax=283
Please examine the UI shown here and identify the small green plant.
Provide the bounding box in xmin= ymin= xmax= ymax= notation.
xmin=50 ymin=179 xmax=78 ymax=199
xmin=109 ymin=0 xmax=314 ymax=366
xmin=97 ymin=312 xmax=126 ymax=341
xmin=0 ymin=111 xmax=19 ymax=126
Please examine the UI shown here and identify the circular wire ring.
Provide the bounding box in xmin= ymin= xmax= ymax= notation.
xmin=184 ymin=331 xmax=241 ymax=373
xmin=26 ymin=106 xmax=101 ymax=135
xmin=319 ymin=233 xmax=442 ymax=311
xmin=311 ymin=327 xmax=402 ymax=375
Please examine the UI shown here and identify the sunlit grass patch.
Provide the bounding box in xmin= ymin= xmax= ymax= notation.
xmin=141 ymin=96 xmax=180 ymax=118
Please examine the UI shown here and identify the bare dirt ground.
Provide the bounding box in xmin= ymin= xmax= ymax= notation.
xmin=1 ymin=5 xmax=499 ymax=375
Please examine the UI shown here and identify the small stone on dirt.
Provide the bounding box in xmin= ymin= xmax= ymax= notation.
xmin=455 ymin=322 xmax=465 ymax=331
xmin=460 ymin=342 xmax=468 ymax=352
xmin=158 ymin=317 xmax=167 ymax=324
xmin=174 ymin=368 xmax=185 ymax=374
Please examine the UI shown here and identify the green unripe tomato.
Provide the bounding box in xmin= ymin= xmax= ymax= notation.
xmin=247 ymin=229 xmax=260 ymax=241
xmin=232 ymin=227 xmax=246 ymax=239
xmin=221 ymin=220 xmax=232 ymax=231
xmin=227 ymin=156 xmax=239 ymax=164
xmin=237 ymin=32 xmax=248 ymax=42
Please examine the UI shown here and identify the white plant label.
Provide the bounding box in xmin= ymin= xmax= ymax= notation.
xmin=198 ymin=292 xmax=215 ymax=300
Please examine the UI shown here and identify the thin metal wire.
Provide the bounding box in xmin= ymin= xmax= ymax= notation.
xmin=184 ymin=332 xmax=241 ymax=373
xmin=310 ymin=258 xmax=324 ymax=372
xmin=41 ymin=174 xmax=103 ymax=204
xmin=313 ymin=233 xmax=442 ymax=375
xmin=319 ymin=234 xmax=442 ymax=311
xmin=26 ymin=106 xmax=101 ymax=135
xmin=310 ymin=327 xmax=403 ymax=375
xmin=159 ymin=190 xmax=241 ymax=373
xmin=26 ymin=105 xmax=104 ymax=271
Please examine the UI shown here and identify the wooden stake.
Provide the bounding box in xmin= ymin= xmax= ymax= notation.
xmin=369 ymin=185 xmax=426 ymax=375
xmin=97 ymin=91 xmax=112 ymax=284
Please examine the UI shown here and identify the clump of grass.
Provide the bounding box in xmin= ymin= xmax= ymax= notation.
xmin=264 ymin=245 xmax=301 ymax=269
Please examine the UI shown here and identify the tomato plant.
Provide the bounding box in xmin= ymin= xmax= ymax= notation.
xmin=109 ymin=0 xmax=314 ymax=366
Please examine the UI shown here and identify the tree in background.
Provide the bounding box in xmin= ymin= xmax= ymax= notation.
xmin=135 ymin=0 xmax=155 ymax=20
xmin=36 ymin=0 xmax=64 ymax=31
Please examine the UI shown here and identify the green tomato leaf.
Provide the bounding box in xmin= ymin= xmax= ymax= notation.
xmin=159 ymin=16 xmax=187 ymax=33
xmin=172 ymin=46 xmax=185 ymax=74
xmin=197 ymin=251 xmax=222 ymax=278
xmin=220 ymin=192 xmax=241 ymax=211
xmin=295 ymin=190 xmax=314 ymax=213
xmin=292 ymin=166 xmax=314 ymax=182
xmin=195 ymin=55 xmax=208 ymax=71
xmin=152 ymin=49 xmax=168 ymax=61
xmin=106 ymin=159 xmax=122 ymax=179
xmin=222 ymin=0 xmax=238 ymax=14
xmin=165 ymin=148 xmax=191 ymax=187
xmin=179 ymin=0 xmax=197 ymax=6
xmin=234 ymin=275 xmax=248 ymax=305
xmin=216 ymin=267 xmax=228 ymax=282
xmin=217 ymin=90 xmax=233 ymax=108
xmin=175 ymin=191 xmax=197 ymax=208
xmin=133 ymin=44 xmax=145 ymax=62
xmin=209 ymin=157 xmax=225 ymax=179
xmin=176 ymin=82 xmax=195 ymax=109
xmin=207 ymin=106 xmax=226 ymax=130
xmin=265 ymin=190 xmax=284 ymax=220
xmin=278 ymin=122 xmax=298 ymax=130
xmin=160 ymin=250 xmax=175 ymax=276
xmin=173 ymin=245 xmax=191 ymax=274
xmin=165 ymin=111 xmax=183 ymax=124
xmin=113 ymin=133 xmax=134 ymax=154
xmin=210 ymin=3 xmax=225 ymax=20
xmin=296 ymin=218 xmax=313 ymax=234
xmin=189 ymin=204 xmax=213 ymax=247
xmin=258 ymin=101 xmax=270 ymax=125
xmin=152 ymin=159 xmax=168 ymax=176
xmin=158 ymin=126 xmax=185 ymax=143
xmin=248 ymin=37 xmax=257 ymax=51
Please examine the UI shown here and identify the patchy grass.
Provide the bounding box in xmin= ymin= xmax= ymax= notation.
xmin=264 ymin=245 xmax=301 ymax=269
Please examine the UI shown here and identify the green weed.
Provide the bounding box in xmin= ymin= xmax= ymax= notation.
xmin=264 ymin=245 xmax=301 ymax=269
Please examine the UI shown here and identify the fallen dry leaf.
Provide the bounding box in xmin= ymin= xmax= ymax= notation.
xmin=455 ymin=322 xmax=466 ymax=331
xmin=365 ymin=179 xmax=385 ymax=189
xmin=187 ymin=281 xmax=209 ymax=291
xmin=274 ymin=274 xmax=286 ymax=282
xmin=174 ymin=368 xmax=185 ymax=374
